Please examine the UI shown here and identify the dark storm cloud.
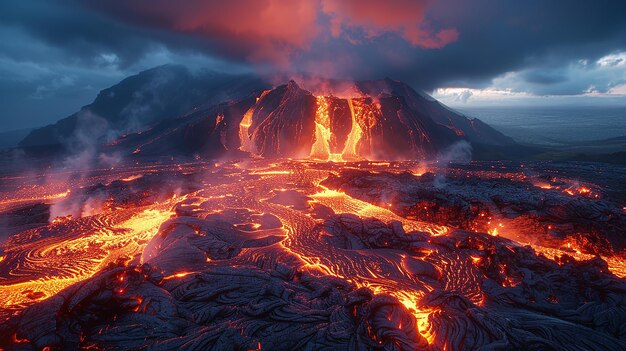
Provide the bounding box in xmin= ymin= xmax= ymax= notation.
xmin=0 ymin=1 xmax=152 ymax=67
xmin=0 ymin=0 xmax=237 ymax=69
xmin=3 ymin=0 xmax=626 ymax=83
xmin=0 ymin=0 xmax=246 ymax=131
xmin=1 ymin=0 xmax=626 ymax=131
xmin=362 ymin=0 xmax=626 ymax=90
xmin=522 ymin=71 xmax=568 ymax=86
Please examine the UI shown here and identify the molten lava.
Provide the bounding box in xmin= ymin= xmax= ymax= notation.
xmin=342 ymin=99 xmax=364 ymax=160
xmin=0 ymin=205 xmax=173 ymax=319
xmin=239 ymin=90 xmax=271 ymax=155
xmin=0 ymin=159 xmax=624 ymax=350
xmin=310 ymin=96 xmax=334 ymax=160
xmin=310 ymin=96 xmax=364 ymax=162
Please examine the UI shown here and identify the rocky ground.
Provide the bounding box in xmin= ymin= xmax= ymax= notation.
xmin=0 ymin=160 xmax=624 ymax=350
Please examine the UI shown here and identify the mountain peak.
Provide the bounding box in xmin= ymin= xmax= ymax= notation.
xmin=17 ymin=66 xmax=516 ymax=160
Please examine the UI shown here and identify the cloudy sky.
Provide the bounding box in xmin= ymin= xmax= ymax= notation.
xmin=1 ymin=0 xmax=626 ymax=131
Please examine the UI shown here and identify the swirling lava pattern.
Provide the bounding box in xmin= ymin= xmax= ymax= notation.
xmin=0 ymin=206 xmax=174 ymax=320
xmin=0 ymin=160 xmax=625 ymax=350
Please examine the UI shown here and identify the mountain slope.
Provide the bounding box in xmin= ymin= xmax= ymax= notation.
xmin=112 ymin=79 xmax=518 ymax=160
xmin=18 ymin=65 xmax=267 ymax=152
xmin=355 ymin=78 xmax=516 ymax=146
xmin=18 ymin=67 xmax=519 ymax=161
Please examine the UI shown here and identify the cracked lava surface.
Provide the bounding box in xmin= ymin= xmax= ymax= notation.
xmin=0 ymin=159 xmax=625 ymax=350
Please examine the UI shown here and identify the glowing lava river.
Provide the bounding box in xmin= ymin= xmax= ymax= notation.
xmin=0 ymin=159 xmax=625 ymax=350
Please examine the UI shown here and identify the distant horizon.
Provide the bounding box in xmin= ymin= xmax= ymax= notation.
xmin=435 ymin=90 xmax=626 ymax=108
xmin=2 ymin=65 xmax=626 ymax=135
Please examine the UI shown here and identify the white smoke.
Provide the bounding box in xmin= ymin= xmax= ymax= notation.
xmin=433 ymin=140 xmax=473 ymax=189
xmin=437 ymin=140 xmax=472 ymax=164
xmin=47 ymin=110 xmax=123 ymax=221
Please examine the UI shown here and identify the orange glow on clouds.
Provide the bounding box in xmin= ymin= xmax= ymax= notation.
xmin=92 ymin=0 xmax=458 ymax=66
xmin=322 ymin=0 xmax=458 ymax=48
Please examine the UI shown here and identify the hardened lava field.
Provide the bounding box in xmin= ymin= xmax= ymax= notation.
xmin=0 ymin=159 xmax=625 ymax=350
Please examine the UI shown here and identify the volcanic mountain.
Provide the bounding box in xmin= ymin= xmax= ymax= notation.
xmin=4 ymin=67 xmax=626 ymax=351
xmin=18 ymin=65 xmax=516 ymax=161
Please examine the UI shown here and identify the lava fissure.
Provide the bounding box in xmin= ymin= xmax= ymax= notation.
xmin=0 ymin=160 xmax=625 ymax=350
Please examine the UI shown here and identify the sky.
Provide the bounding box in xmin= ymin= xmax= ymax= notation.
xmin=1 ymin=0 xmax=626 ymax=132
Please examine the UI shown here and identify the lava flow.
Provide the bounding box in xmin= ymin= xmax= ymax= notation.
xmin=308 ymin=95 xmax=365 ymax=161
xmin=0 ymin=159 xmax=625 ymax=350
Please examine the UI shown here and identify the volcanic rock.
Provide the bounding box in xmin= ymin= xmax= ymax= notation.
xmin=17 ymin=66 xmax=519 ymax=161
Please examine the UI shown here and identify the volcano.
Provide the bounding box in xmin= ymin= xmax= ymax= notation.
xmin=17 ymin=65 xmax=515 ymax=161
xmin=109 ymin=77 xmax=517 ymax=161
xmin=2 ymin=66 xmax=625 ymax=351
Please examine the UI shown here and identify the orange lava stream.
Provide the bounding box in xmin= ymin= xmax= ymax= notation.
xmin=485 ymin=220 xmax=625 ymax=278
xmin=310 ymin=96 xmax=363 ymax=162
xmin=310 ymin=96 xmax=333 ymax=160
xmin=0 ymin=190 xmax=70 ymax=212
xmin=342 ymin=99 xmax=363 ymax=160
xmin=310 ymin=187 xmax=448 ymax=236
xmin=239 ymin=90 xmax=271 ymax=154
xmin=530 ymin=244 xmax=626 ymax=278
xmin=0 ymin=203 xmax=174 ymax=316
